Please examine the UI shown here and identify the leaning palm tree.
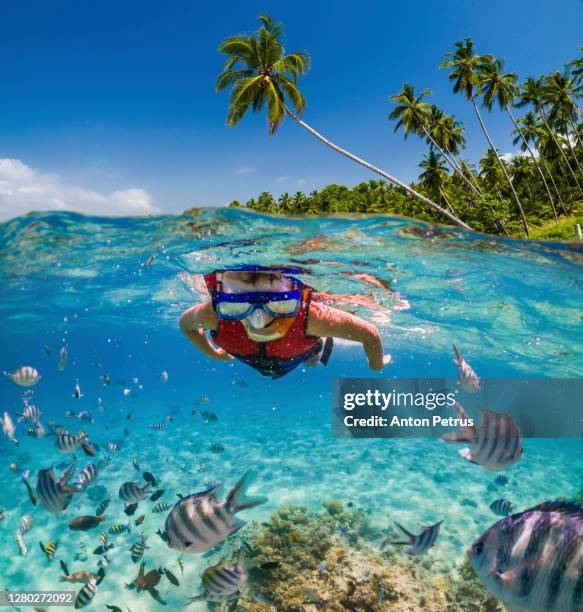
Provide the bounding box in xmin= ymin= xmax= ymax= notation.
xmin=440 ymin=39 xmax=529 ymax=235
xmin=418 ymin=150 xmax=454 ymax=212
xmin=216 ymin=14 xmax=471 ymax=229
xmin=389 ymin=84 xmax=480 ymax=196
xmin=479 ymin=56 xmax=556 ymax=222
xmin=517 ymin=76 xmax=583 ymax=197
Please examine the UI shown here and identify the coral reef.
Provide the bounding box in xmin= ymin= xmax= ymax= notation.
xmin=212 ymin=503 xmax=503 ymax=611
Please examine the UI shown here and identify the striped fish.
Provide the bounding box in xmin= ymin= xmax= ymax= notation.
xmin=19 ymin=514 xmax=33 ymax=533
xmin=106 ymin=442 xmax=120 ymax=453
xmin=152 ymin=502 xmax=171 ymax=513
xmin=47 ymin=422 xmax=68 ymax=436
xmin=3 ymin=366 xmax=41 ymax=387
xmin=40 ymin=540 xmax=58 ymax=561
xmin=452 ymin=345 xmax=480 ymax=392
xmin=76 ymin=411 xmax=94 ymax=423
xmin=16 ymin=529 xmax=27 ymax=556
xmin=392 ymin=521 xmax=442 ymax=556
xmin=96 ymin=498 xmax=111 ymax=516
xmin=55 ymin=431 xmax=87 ymax=453
xmin=163 ymin=471 xmax=267 ymax=553
xmin=36 ymin=466 xmax=75 ymax=515
xmin=150 ymin=422 xmax=166 ymax=431
xmin=490 ymin=498 xmax=514 ymax=516
xmin=442 ymin=402 xmax=523 ymax=472
xmin=130 ymin=535 xmax=148 ymax=563
xmin=74 ymin=577 xmax=97 ymax=608
xmin=469 ymin=501 xmax=583 ymax=612
xmin=76 ymin=464 xmax=98 ymax=490
xmin=26 ymin=422 xmax=45 ymax=438
xmin=17 ymin=403 xmax=41 ymax=422
xmin=58 ymin=345 xmax=68 ymax=371
xmin=0 ymin=411 xmax=18 ymax=444
xmin=188 ymin=560 xmax=247 ymax=603
xmin=119 ymin=481 xmax=150 ymax=504
xmin=109 ymin=523 xmax=130 ymax=535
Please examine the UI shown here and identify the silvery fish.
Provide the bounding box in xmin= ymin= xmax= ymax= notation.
xmin=19 ymin=514 xmax=34 ymax=533
xmin=96 ymin=498 xmax=110 ymax=515
xmin=0 ymin=411 xmax=18 ymax=444
xmin=77 ymin=411 xmax=94 ymax=423
xmin=58 ymin=345 xmax=68 ymax=371
xmin=452 ymin=345 xmax=480 ymax=392
xmin=16 ymin=403 xmax=41 ymax=422
xmin=74 ymin=577 xmax=97 ymax=608
xmin=187 ymin=560 xmax=247 ymax=603
xmin=16 ymin=529 xmax=27 ymax=556
xmin=73 ymin=381 xmax=83 ymax=400
xmin=163 ymin=471 xmax=267 ymax=553
xmin=3 ymin=366 xmax=41 ymax=387
xmin=490 ymin=499 xmax=514 ymax=516
xmin=391 ymin=520 xmax=442 ymax=556
xmin=56 ymin=431 xmax=87 ymax=453
xmin=469 ymin=501 xmax=583 ymax=612
xmin=442 ymin=402 xmax=523 ymax=472
xmin=36 ymin=466 xmax=75 ymax=515
xmin=76 ymin=464 xmax=98 ymax=490
xmin=119 ymin=481 xmax=150 ymax=504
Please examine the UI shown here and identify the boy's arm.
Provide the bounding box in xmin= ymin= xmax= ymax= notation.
xmin=307 ymin=301 xmax=390 ymax=371
xmin=179 ymin=303 xmax=233 ymax=362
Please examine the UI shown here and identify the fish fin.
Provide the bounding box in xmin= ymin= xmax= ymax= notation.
xmin=459 ymin=447 xmax=477 ymax=463
xmin=452 ymin=344 xmax=462 ymax=365
xmin=391 ymin=523 xmax=414 ymax=545
xmin=226 ymin=471 xmax=267 ymax=513
xmin=527 ymin=500 xmax=583 ymax=519
xmin=441 ymin=402 xmax=473 ymax=443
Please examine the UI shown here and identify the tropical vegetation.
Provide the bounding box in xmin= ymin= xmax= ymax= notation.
xmin=218 ymin=18 xmax=583 ymax=239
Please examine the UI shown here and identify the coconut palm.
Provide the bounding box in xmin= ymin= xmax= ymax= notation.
xmin=509 ymin=156 xmax=536 ymax=206
xmin=479 ymin=149 xmax=505 ymax=194
xmin=418 ymin=150 xmax=454 ymax=212
xmin=480 ymin=56 xmax=557 ymax=222
xmin=441 ymin=39 xmax=529 ymax=235
xmin=512 ymin=112 xmax=565 ymax=214
xmin=517 ymin=77 xmax=583 ymax=197
xmin=389 ymin=84 xmax=480 ymax=197
xmin=216 ymin=14 xmax=471 ymax=229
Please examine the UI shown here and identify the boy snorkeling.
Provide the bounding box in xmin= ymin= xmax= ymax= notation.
xmin=179 ymin=266 xmax=391 ymax=379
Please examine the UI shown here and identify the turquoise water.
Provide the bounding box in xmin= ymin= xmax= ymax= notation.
xmin=0 ymin=207 xmax=582 ymax=610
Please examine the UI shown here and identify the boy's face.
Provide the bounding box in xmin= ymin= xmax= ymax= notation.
xmin=219 ymin=271 xmax=294 ymax=340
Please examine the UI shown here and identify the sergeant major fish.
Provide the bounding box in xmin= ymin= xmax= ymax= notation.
xmin=0 ymin=411 xmax=18 ymax=444
xmin=40 ymin=540 xmax=58 ymax=561
xmin=187 ymin=560 xmax=247 ymax=603
xmin=3 ymin=366 xmax=41 ymax=387
xmin=391 ymin=520 xmax=442 ymax=556
xmin=452 ymin=345 xmax=480 ymax=392
xmin=74 ymin=577 xmax=97 ymax=608
xmin=36 ymin=466 xmax=75 ymax=515
xmin=489 ymin=499 xmax=514 ymax=516
xmin=442 ymin=402 xmax=523 ymax=472
xmin=55 ymin=431 xmax=87 ymax=453
xmin=163 ymin=471 xmax=267 ymax=553
xmin=130 ymin=535 xmax=149 ymax=563
xmin=17 ymin=403 xmax=41 ymax=422
xmin=119 ymin=481 xmax=150 ymax=504
xmin=469 ymin=501 xmax=583 ymax=612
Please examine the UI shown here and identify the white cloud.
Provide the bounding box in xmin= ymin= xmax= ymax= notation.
xmin=297 ymin=178 xmax=306 ymax=187
xmin=0 ymin=159 xmax=158 ymax=221
xmin=235 ymin=165 xmax=255 ymax=175
xmin=500 ymin=152 xmax=516 ymax=163
xmin=274 ymin=175 xmax=288 ymax=184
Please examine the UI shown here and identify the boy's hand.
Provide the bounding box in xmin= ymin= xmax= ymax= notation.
xmin=369 ymin=354 xmax=392 ymax=371
xmin=208 ymin=347 xmax=234 ymax=362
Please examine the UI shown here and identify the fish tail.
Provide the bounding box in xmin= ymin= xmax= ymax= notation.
xmin=186 ymin=594 xmax=206 ymax=605
xmin=226 ymin=470 xmax=268 ymax=514
xmin=452 ymin=344 xmax=462 ymax=366
xmin=441 ymin=401 xmax=473 ymax=443
xmin=392 ymin=523 xmax=414 ymax=546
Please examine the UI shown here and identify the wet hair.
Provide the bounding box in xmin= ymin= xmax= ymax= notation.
xmin=235 ymin=272 xmax=283 ymax=286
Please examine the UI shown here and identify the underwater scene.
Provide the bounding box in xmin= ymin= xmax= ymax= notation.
xmin=1 ymin=207 xmax=583 ymax=611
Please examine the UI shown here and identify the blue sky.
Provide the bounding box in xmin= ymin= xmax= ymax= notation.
xmin=0 ymin=0 xmax=582 ymax=219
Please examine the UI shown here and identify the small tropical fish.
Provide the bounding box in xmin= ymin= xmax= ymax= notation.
xmin=391 ymin=521 xmax=442 ymax=556
xmin=152 ymin=502 xmax=171 ymax=513
xmin=55 ymin=431 xmax=87 ymax=453
xmin=74 ymin=577 xmax=98 ymax=608
xmin=119 ymin=481 xmax=150 ymax=504
xmin=58 ymin=345 xmax=68 ymax=371
xmin=150 ymin=422 xmax=165 ymax=431
xmin=96 ymin=499 xmax=110 ymax=515
xmin=76 ymin=464 xmax=98 ymax=490
xmin=232 ymin=378 xmax=249 ymax=389
xmin=42 ymin=345 xmax=51 ymax=356
xmin=127 ymin=562 xmax=162 ymax=591
xmin=104 ymin=606 xmax=123 ymax=612
xmin=60 ymin=571 xmax=98 ymax=584
xmin=442 ymin=402 xmax=523 ymax=472
xmin=76 ymin=410 xmax=94 ymax=423
xmin=187 ymin=560 xmax=247 ymax=603
xmin=164 ymin=568 xmax=179 ymax=586
xmin=0 ymin=508 xmax=6 ymax=521
xmin=160 ymin=371 xmax=168 ymax=382
xmin=4 ymin=366 xmax=41 ymax=387
xmin=100 ymin=373 xmax=111 ymax=385
xmin=494 ymin=475 xmax=509 ymax=486
xmin=16 ymin=529 xmax=27 ymax=556
xmin=201 ymin=411 xmax=217 ymax=422
xmin=10 ymin=462 xmax=19 ymax=473
xmin=1 ymin=411 xmax=18 ymax=444
xmin=26 ymin=423 xmax=45 ymax=438
xmin=23 ymin=476 xmax=38 ymax=506
xmin=163 ymin=471 xmax=267 ymax=553
xmin=452 ymin=344 xmax=480 ymax=392
xmin=123 ymin=388 xmax=131 ymax=397
xmin=130 ymin=535 xmax=148 ymax=563
xmin=209 ymin=443 xmax=225 ymax=453
xmin=149 ymin=489 xmax=165 ymax=502
xmin=73 ymin=381 xmax=83 ymax=400
xmin=17 ymin=403 xmax=41 ymax=422
xmin=469 ymin=501 xmax=583 ymax=611
xmin=142 ymin=472 xmax=157 ymax=487
xmin=19 ymin=513 xmax=34 ymax=533
xmin=65 ymin=410 xmax=76 ymax=418
xmin=489 ymin=499 xmax=514 ymax=516
xmin=198 ymin=397 xmax=210 ymax=406
xmin=40 ymin=540 xmax=58 ymax=561
xmin=105 ymin=442 xmax=120 ymax=453
xmin=60 ymin=559 xmax=69 ymax=576
xmin=69 ymin=515 xmax=105 ymax=531
xmin=36 ymin=466 xmax=75 ymax=515
xmin=81 ymin=441 xmax=96 ymax=456
xmin=124 ymin=503 xmax=138 ymax=516
xmin=177 ymin=557 xmax=184 ymax=575
xmin=134 ymin=514 xmax=145 ymax=526
xmin=109 ymin=523 xmax=130 ymax=535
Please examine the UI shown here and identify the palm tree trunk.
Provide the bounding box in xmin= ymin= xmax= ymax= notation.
xmin=540 ymin=156 xmax=567 ymax=215
xmin=438 ymin=187 xmax=455 ymax=214
xmin=537 ymin=105 xmax=583 ymax=197
xmin=457 ymin=155 xmax=484 ymax=195
xmin=422 ymin=128 xmax=482 ymax=197
xmin=471 ymin=98 xmax=530 ymax=236
xmin=506 ymin=105 xmax=558 ymax=221
xmin=567 ymin=133 xmax=583 ymax=177
xmin=284 ymin=106 xmax=473 ymax=230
